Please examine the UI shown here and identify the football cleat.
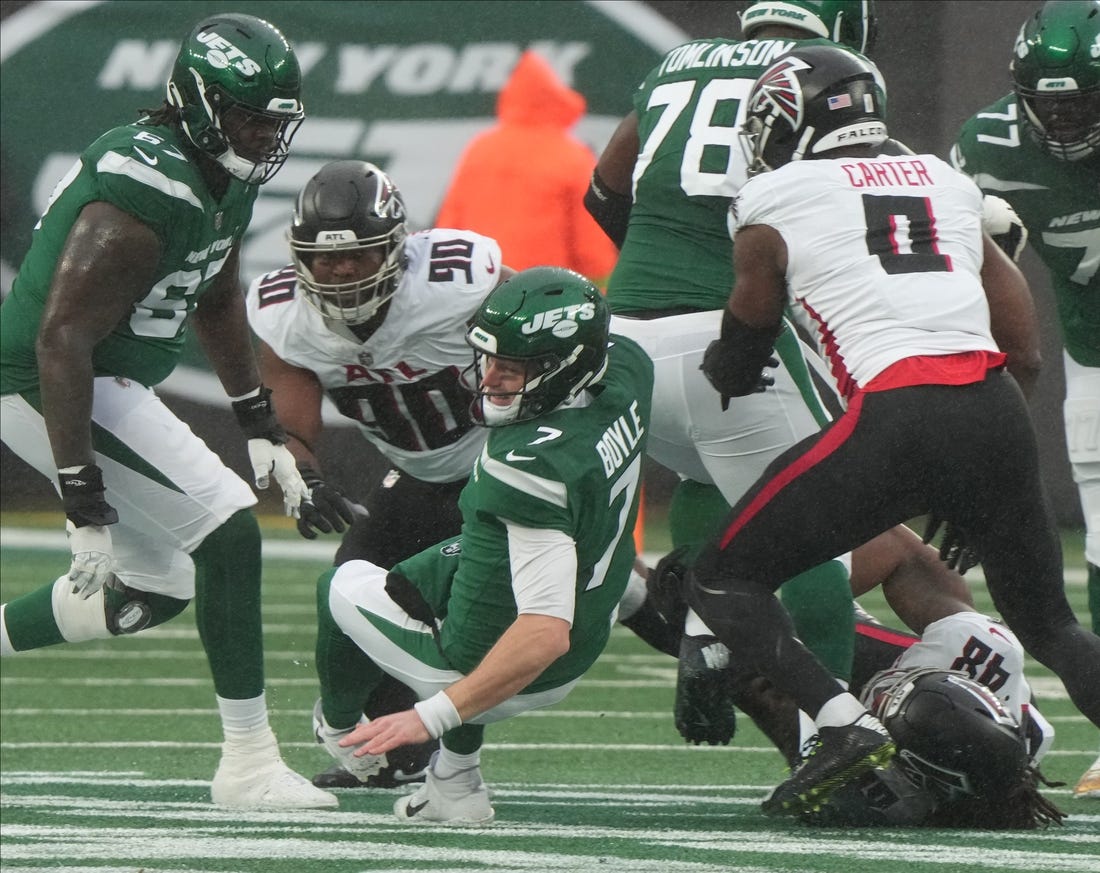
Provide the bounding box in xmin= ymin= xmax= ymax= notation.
xmin=312 ymin=758 xmax=430 ymax=789
xmin=312 ymin=698 xmax=389 ymax=783
xmin=211 ymin=728 xmax=337 ymax=809
xmin=393 ymin=750 xmax=495 ymax=825
xmin=762 ymin=714 xmax=895 ymax=816
xmin=1074 ymin=754 xmax=1100 ymax=800
xmin=674 ymin=634 xmax=737 ymax=745
xmin=800 ymin=762 xmax=935 ymax=827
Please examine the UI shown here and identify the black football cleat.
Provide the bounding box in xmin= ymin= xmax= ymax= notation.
xmin=800 ymin=762 xmax=934 ymax=827
xmin=674 ymin=634 xmax=738 ymax=745
xmin=762 ymin=715 xmax=896 ymax=816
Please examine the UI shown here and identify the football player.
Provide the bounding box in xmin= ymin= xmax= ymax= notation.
xmin=644 ymin=542 xmax=1064 ymax=828
xmin=246 ymin=159 xmax=512 ymax=789
xmin=830 ymin=667 xmax=1063 ymax=829
xmin=586 ymin=0 xmax=881 ymax=744
xmin=689 ymin=44 xmax=1100 ymax=815
xmin=585 ymin=0 xmax=1000 ymax=751
xmin=949 ymin=0 xmax=1100 ymax=800
xmin=311 ymin=267 xmax=653 ymax=825
xmin=0 ymin=15 xmax=335 ymax=809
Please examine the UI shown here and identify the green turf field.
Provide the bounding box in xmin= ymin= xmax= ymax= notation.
xmin=1 ymin=515 xmax=1097 ymax=872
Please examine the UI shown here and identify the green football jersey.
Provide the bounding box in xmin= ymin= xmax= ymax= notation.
xmin=0 ymin=121 xmax=259 ymax=394
xmin=607 ymin=36 xmax=839 ymax=314
xmin=434 ymin=336 xmax=653 ymax=692
xmin=951 ymin=94 xmax=1100 ymax=367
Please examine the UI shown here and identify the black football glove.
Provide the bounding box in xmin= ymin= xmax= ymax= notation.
xmin=702 ymin=339 xmax=779 ymax=409
xmin=700 ymin=310 xmax=781 ymax=410
xmin=295 ymin=465 xmax=365 ymax=539
xmin=231 ymin=385 xmax=288 ymax=443
xmin=921 ymin=514 xmax=980 ymax=574
xmin=646 ymin=545 xmax=694 ymax=632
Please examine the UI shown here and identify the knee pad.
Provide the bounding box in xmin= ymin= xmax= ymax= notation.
xmin=51 ymin=576 xmax=114 ymax=643
xmin=51 ymin=575 xmax=159 ymax=642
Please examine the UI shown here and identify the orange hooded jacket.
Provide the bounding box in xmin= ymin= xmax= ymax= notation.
xmin=435 ymin=50 xmax=618 ymax=285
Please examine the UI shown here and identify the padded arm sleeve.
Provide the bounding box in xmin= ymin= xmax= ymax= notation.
xmin=583 ymin=169 xmax=633 ymax=249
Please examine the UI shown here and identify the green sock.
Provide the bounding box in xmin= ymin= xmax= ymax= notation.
xmin=780 ymin=559 xmax=855 ymax=682
xmin=315 ymin=568 xmax=384 ymax=728
xmin=668 ymin=479 xmax=730 ymax=554
xmin=191 ymin=509 xmax=265 ymax=700
xmin=442 ymin=722 xmax=484 ymax=755
xmin=5 ymin=582 xmax=65 ymax=650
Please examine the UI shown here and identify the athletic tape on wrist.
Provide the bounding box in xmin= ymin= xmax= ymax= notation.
xmin=414 ymin=690 xmax=462 ymax=738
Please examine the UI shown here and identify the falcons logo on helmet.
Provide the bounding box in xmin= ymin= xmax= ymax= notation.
xmin=749 ymin=56 xmax=812 ymax=129
xmin=373 ymin=175 xmax=406 ymax=221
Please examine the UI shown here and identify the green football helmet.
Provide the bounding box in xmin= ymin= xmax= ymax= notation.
xmin=740 ymin=1 xmax=878 ymax=55
xmin=167 ymin=14 xmax=304 ymax=184
xmin=1011 ymin=0 xmax=1100 ymax=162
xmin=466 ymin=267 xmax=610 ymax=427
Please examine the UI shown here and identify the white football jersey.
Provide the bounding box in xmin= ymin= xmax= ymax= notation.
xmin=733 ymin=155 xmax=999 ymax=396
xmin=247 ymin=228 xmax=502 ymax=482
xmin=893 ymin=611 xmax=1054 ymax=763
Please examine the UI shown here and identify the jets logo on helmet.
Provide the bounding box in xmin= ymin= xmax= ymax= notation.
xmin=196 ymin=28 xmax=262 ymax=77
xmin=520 ymin=302 xmax=598 ymax=338
xmin=466 ymin=267 xmax=610 ymax=427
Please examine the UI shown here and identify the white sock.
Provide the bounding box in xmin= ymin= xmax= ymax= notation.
xmin=434 ymin=746 xmax=480 ymax=778
xmin=683 ymin=608 xmax=711 ymax=637
xmin=797 ymin=709 xmax=817 ymax=751
xmin=616 ymin=569 xmax=648 ymax=622
xmin=217 ymin=692 xmax=271 ymax=744
xmin=0 ymin=604 xmax=14 ymax=656
xmin=815 ymin=692 xmax=866 ymax=728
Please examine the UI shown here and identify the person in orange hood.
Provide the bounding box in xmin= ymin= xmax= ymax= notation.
xmin=435 ymin=50 xmax=618 ymax=285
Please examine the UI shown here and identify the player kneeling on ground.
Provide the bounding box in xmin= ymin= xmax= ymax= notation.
xmin=311 ymin=266 xmax=654 ymax=824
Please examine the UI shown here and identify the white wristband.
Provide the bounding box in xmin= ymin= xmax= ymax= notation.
xmin=414 ymin=690 xmax=462 ymax=738
xmin=228 ymin=385 xmax=262 ymax=402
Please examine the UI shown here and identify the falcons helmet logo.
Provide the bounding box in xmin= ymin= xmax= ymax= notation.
xmin=749 ymin=56 xmax=812 ymax=129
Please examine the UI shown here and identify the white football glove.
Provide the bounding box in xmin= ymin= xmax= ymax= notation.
xmin=246 ymin=438 xmax=310 ymax=519
xmin=66 ymin=520 xmax=115 ymax=599
xmin=981 ymin=194 xmax=1028 ymax=263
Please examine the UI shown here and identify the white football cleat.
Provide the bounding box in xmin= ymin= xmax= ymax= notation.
xmin=312 ymin=698 xmax=389 ymax=783
xmin=393 ymin=750 xmax=495 ymax=825
xmin=211 ymin=727 xmax=338 ymax=809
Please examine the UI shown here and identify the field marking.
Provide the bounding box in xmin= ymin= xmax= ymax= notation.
xmin=0 ymin=707 xmax=675 ymax=718
xmin=0 ymin=527 xmax=1088 ymax=586
xmin=2 ymin=806 xmax=1097 ymax=872
xmin=0 ymin=740 xmax=776 ymax=752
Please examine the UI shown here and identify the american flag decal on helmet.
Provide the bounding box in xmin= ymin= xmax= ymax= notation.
xmin=749 ymin=56 xmax=812 ymax=128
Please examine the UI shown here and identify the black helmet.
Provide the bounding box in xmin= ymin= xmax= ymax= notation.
xmin=862 ymin=668 xmax=1029 ymax=803
xmin=289 ymin=160 xmax=409 ymax=325
xmin=741 ymin=43 xmax=888 ymax=175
